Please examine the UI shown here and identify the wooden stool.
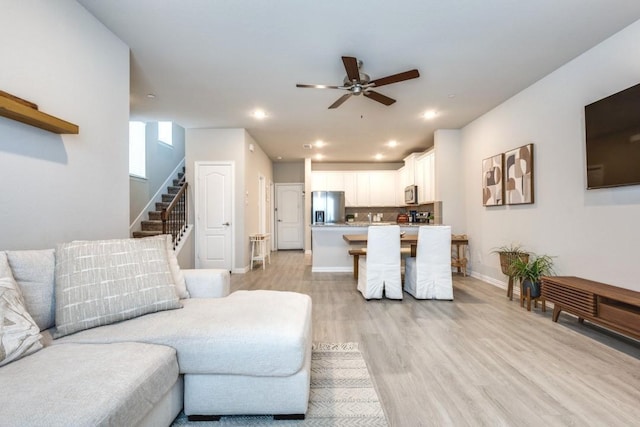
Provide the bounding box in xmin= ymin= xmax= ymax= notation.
xmin=250 ymin=233 xmax=271 ymax=270
xmin=451 ymin=234 xmax=468 ymax=276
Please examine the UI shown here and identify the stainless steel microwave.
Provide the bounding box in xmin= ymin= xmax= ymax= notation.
xmin=404 ymin=185 xmax=418 ymax=204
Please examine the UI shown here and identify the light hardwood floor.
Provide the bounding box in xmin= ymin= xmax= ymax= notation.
xmin=233 ymin=251 xmax=640 ymax=426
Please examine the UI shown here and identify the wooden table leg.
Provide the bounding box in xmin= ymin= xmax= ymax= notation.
xmin=552 ymin=305 xmax=562 ymax=322
xmin=353 ymin=254 xmax=359 ymax=280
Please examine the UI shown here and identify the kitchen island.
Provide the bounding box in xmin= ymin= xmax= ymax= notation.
xmin=311 ymin=223 xmax=420 ymax=273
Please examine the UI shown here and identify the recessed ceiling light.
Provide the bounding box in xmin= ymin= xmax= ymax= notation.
xmin=252 ymin=109 xmax=267 ymax=119
xmin=374 ymin=153 xmax=383 ymax=160
xmin=387 ymin=140 xmax=398 ymax=148
xmin=422 ymin=110 xmax=438 ymax=120
xmin=315 ymin=154 xmax=324 ymax=160
xmin=314 ymin=140 xmax=325 ymax=148
xmin=277 ymin=156 xmax=283 ymax=160
xmin=146 ymin=93 xmax=156 ymax=99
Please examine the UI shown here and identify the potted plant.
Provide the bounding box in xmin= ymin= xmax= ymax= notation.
xmin=491 ymin=244 xmax=530 ymax=300
xmin=510 ymin=253 xmax=555 ymax=300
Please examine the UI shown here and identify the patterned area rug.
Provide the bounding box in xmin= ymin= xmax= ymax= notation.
xmin=172 ymin=342 xmax=388 ymax=426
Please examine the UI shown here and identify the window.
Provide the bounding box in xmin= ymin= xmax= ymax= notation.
xmin=158 ymin=121 xmax=173 ymax=146
xmin=129 ymin=121 xmax=146 ymax=178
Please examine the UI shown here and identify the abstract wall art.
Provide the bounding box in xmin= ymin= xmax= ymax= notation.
xmin=482 ymin=153 xmax=504 ymax=206
xmin=505 ymin=143 xmax=534 ymax=205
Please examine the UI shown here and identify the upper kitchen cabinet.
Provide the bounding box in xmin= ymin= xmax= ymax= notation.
xmin=312 ymin=170 xmax=398 ymax=207
xmin=358 ymin=171 xmax=398 ymax=207
xmin=402 ymin=153 xmax=418 ymax=185
xmin=310 ymin=171 xmax=356 ymax=206
xmin=311 ymin=171 xmax=344 ymax=191
xmin=416 ymin=151 xmax=435 ymax=203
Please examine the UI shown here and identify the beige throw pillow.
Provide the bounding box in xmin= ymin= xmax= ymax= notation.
xmin=54 ymin=237 xmax=181 ymax=338
xmin=0 ymin=253 xmax=43 ymax=367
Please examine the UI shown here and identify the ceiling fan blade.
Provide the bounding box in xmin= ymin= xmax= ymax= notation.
xmin=342 ymin=56 xmax=360 ymax=82
xmin=364 ymin=91 xmax=396 ymax=106
xmin=296 ymin=84 xmax=344 ymax=89
xmin=329 ymin=93 xmax=352 ymax=109
xmin=370 ymin=69 xmax=420 ymax=87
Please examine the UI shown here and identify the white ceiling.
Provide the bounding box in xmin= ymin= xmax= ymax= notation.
xmin=78 ymin=0 xmax=640 ymax=163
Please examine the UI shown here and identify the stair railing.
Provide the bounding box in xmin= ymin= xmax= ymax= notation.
xmin=161 ymin=178 xmax=188 ymax=249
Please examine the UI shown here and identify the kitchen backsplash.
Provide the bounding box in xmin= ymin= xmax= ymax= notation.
xmin=345 ymin=202 xmax=441 ymax=224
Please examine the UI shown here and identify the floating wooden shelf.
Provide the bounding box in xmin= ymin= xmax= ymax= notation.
xmin=0 ymin=90 xmax=78 ymax=134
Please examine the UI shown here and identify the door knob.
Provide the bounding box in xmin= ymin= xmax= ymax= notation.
xmin=222 ymin=222 xmax=230 ymax=226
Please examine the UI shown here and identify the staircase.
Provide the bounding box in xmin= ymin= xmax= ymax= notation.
xmin=133 ymin=169 xmax=188 ymax=249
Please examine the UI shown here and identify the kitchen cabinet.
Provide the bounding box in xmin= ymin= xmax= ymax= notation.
xmin=343 ymin=172 xmax=357 ymax=206
xmin=357 ymin=171 xmax=397 ymax=207
xmin=416 ymin=151 xmax=435 ymax=203
xmin=312 ymin=170 xmax=398 ymax=207
xmin=402 ymin=154 xmax=417 ymax=185
xmin=311 ymin=171 xmax=344 ymax=191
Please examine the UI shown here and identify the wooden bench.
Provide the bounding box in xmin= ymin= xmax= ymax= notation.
xmin=541 ymin=276 xmax=640 ymax=340
xmin=348 ymin=248 xmax=413 ymax=280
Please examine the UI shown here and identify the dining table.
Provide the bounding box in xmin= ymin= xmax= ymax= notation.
xmin=342 ymin=233 xmax=469 ymax=279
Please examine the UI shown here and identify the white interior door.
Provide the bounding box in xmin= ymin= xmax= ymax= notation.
xmin=276 ymin=183 xmax=303 ymax=250
xmin=196 ymin=162 xmax=233 ymax=270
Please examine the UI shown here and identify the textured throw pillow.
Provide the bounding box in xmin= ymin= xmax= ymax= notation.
xmin=0 ymin=253 xmax=43 ymax=367
xmin=160 ymin=235 xmax=189 ymax=299
xmin=5 ymin=249 xmax=56 ymax=331
xmin=54 ymin=237 xmax=182 ymax=338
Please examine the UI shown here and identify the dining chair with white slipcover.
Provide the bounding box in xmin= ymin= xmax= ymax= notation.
xmin=357 ymin=225 xmax=402 ymax=300
xmin=404 ymin=225 xmax=453 ymax=300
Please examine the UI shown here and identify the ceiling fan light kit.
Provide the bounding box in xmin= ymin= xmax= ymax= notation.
xmin=296 ymin=56 xmax=419 ymax=109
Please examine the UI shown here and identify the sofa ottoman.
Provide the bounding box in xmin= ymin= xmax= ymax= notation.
xmin=0 ymin=342 xmax=180 ymax=427
xmin=48 ymin=290 xmax=313 ymax=418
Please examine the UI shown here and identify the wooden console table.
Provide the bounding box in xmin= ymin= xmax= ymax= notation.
xmin=541 ymin=276 xmax=640 ymax=340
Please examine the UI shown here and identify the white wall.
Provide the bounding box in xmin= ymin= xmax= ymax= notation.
xmin=186 ymin=128 xmax=272 ymax=272
xmin=273 ymin=161 xmax=305 ymax=183
xmin=434 ymin=130 xmax=466 ymax=234
xmin=0 ymin=1 xmax=129 ymax=250
xmin=244 ymin=130 xmax=274 ymax=261
xmin=461 ymin=19 xmax=640 ymax=292
xmin=130 ymin=122 xmax=186 ymax=225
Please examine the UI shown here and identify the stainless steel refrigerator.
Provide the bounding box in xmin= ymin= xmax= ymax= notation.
xmin=311 ymin=191 xmax=345 ymax=224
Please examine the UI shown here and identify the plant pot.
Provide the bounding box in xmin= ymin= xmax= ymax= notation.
xmin=499 ymin=252 xmax=529 ymax=276
xmin=521 ymin=278 xmax=541 ymax=298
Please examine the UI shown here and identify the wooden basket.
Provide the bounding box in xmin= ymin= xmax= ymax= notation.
xmin=499 ymin=252 xmax=529 ymax=276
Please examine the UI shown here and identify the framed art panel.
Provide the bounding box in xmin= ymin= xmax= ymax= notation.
xmin=505 ymin=143 xmax=534 ymax=205
xmin=482 ymin=153 xmax=504 ymax=206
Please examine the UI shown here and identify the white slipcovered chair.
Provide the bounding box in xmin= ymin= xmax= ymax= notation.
xmin=404 ymin=225 xmax=454 ymax=300
xmin=357 ymin=225 xmax=402 ymax=300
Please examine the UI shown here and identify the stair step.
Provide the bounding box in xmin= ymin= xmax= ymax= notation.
xmin=178 ymin=172 xmax=184 ymax=179
xmin=172 ymin=179 xmax=182 ymax=186
xmin=167 ymin=186 xmax=182 ymax=194
xmin=141 ymin=220 xmax=163 ymax=231
xmin=148 ymin=211 xmax=162 ymax=221
xmin=133 ymin=230 xmax=163 ymax=238
xmin=156 ymin=202 xmax=169 ymax=211
xmin=162 ymin=194 xmax=175 ymax=202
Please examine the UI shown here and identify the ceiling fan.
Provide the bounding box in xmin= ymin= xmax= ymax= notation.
xmin=296 ymin=56 xmax=419 ymax=109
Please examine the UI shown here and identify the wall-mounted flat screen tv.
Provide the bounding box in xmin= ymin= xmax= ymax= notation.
xmin=585 ymin=82 xmax=640 ymax=189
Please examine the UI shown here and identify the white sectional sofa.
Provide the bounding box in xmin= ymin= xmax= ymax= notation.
xmin=0 ymin=236 xmax=312 ymax=426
